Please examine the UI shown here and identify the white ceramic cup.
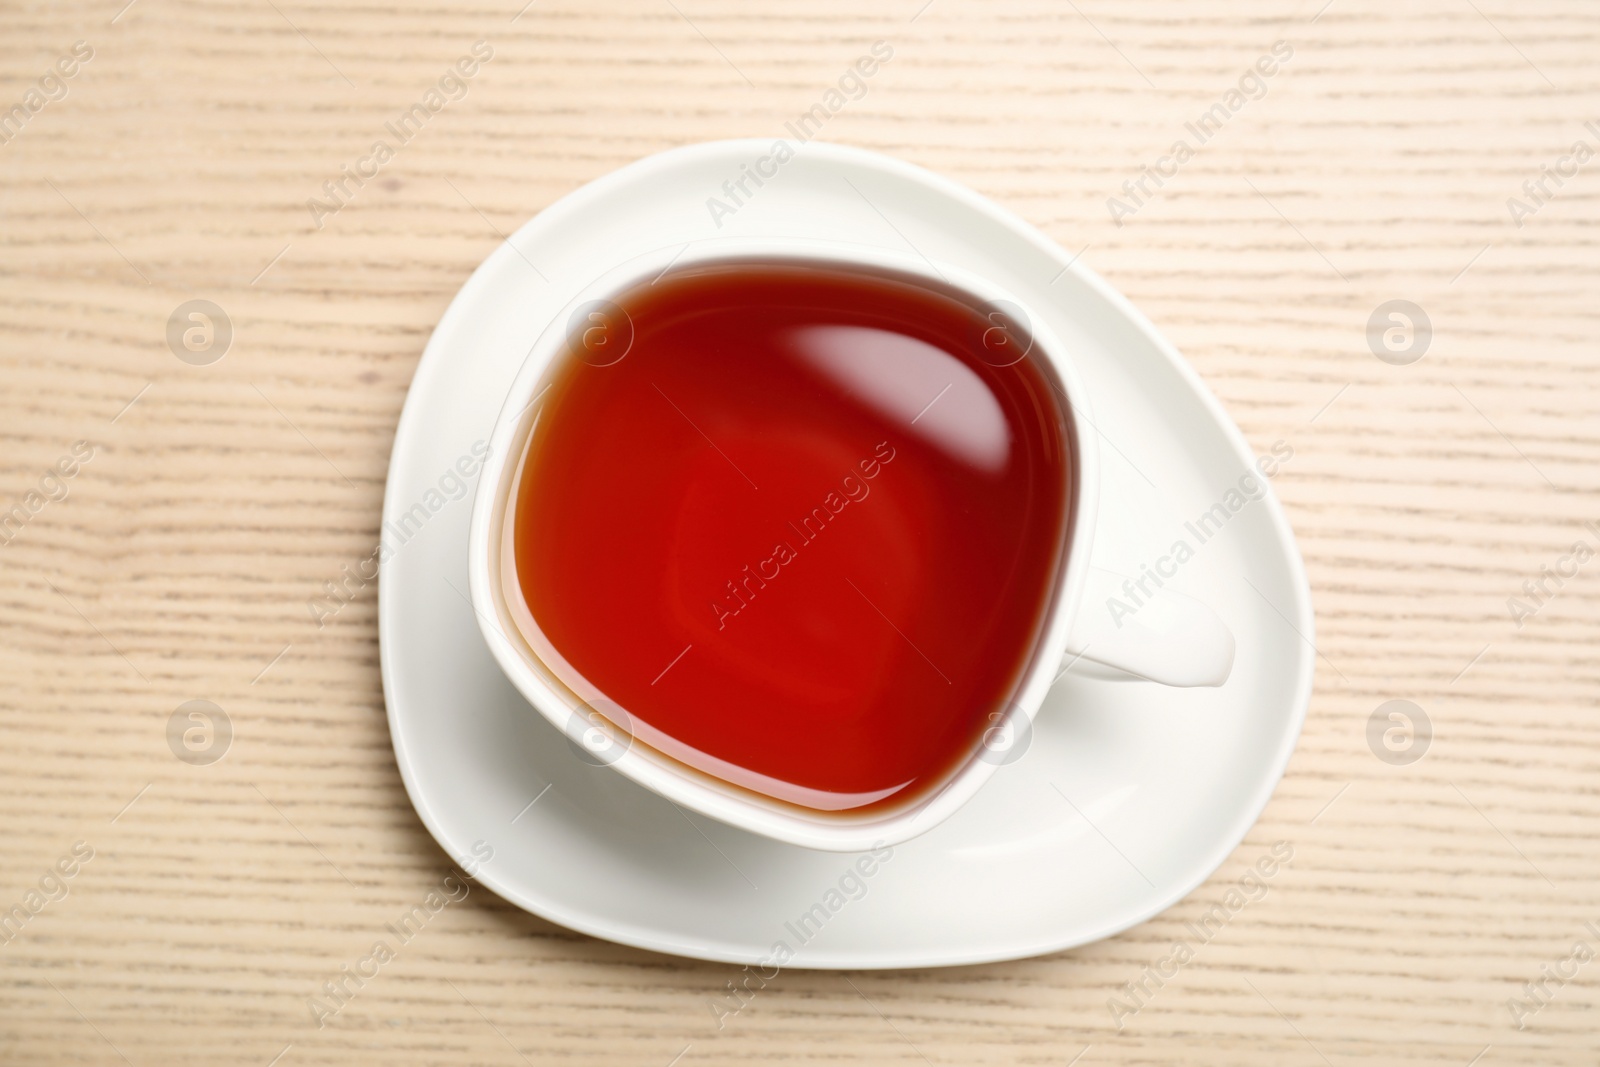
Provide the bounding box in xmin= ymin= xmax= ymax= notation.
xmin=467 ymin=237 xmax=1235 ymax=852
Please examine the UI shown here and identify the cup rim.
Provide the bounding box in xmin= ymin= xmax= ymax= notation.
xmin=466 ymin=236 xmax=1101 ymax=851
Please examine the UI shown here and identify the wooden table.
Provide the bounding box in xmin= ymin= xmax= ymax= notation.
xmin=3 ymin=1 xmax=1596 ymax=1063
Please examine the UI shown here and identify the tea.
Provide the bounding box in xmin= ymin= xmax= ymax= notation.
xmin=510 ymin=262 xmax=1070 ymax=813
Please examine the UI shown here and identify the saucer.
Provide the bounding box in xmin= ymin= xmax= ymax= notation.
xmin=378 ymin=140 xmax=1313 ymax=968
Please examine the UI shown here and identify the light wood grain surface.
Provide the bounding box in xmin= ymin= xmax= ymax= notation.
xmin=3 ymin=0 xmax=1598 ymax=1063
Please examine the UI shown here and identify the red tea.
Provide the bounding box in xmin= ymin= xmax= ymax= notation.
xmin=510 ymin=262 xmax=1070 ymax=812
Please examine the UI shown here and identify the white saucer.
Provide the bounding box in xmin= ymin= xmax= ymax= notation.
xmin=378 ymin=140 xmax=1313 ymax=969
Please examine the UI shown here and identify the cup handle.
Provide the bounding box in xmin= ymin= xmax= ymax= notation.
xmin=1061 ymin=566 xmax=1236 ymax=688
